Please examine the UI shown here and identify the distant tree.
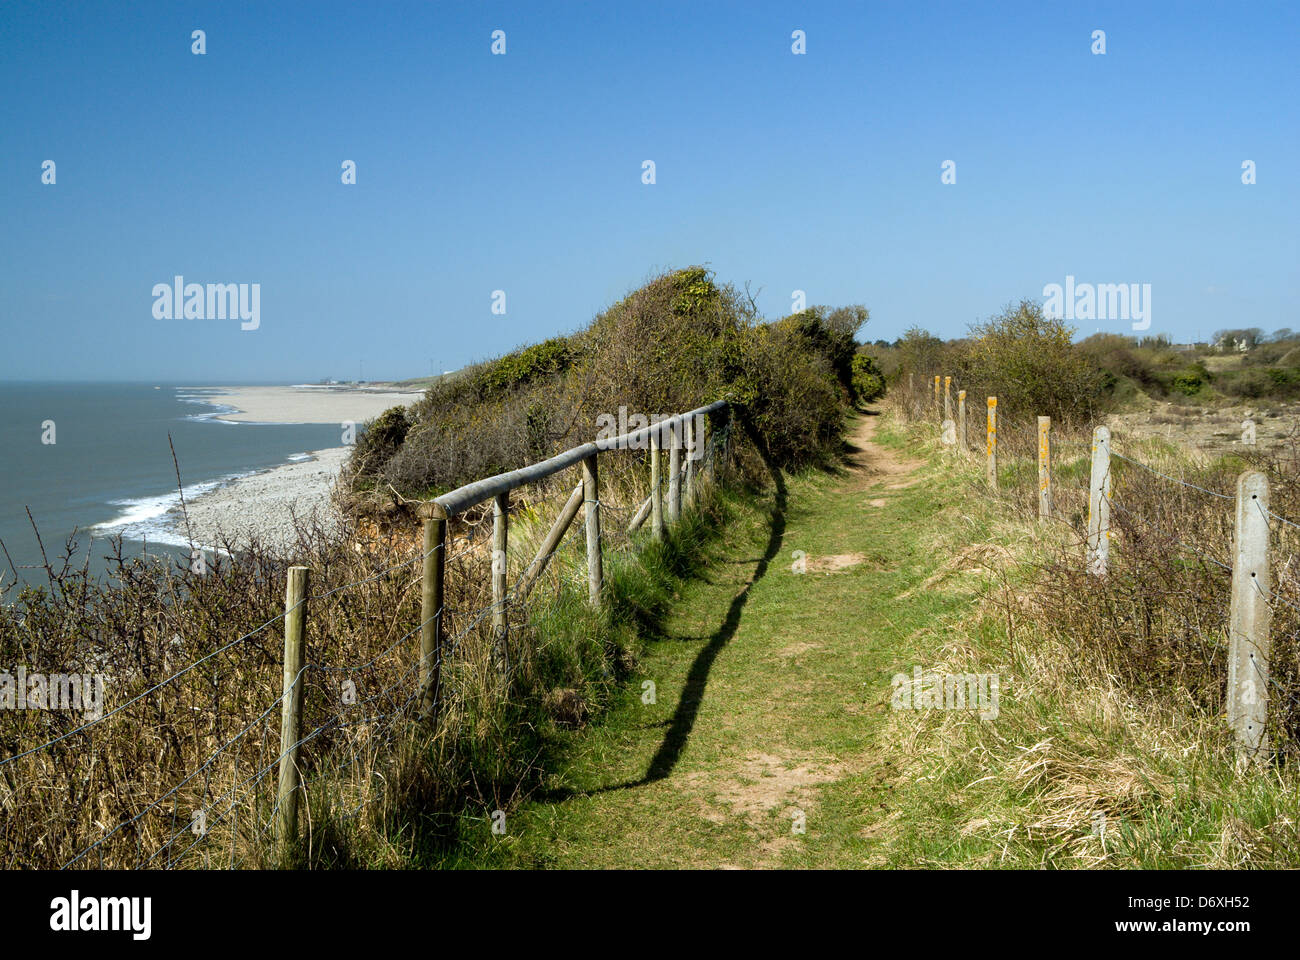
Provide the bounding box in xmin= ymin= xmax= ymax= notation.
xmin=896 ymin=326 xmax=945 ymax=380
xmin=824 ymin=304 xmax=869 ymax=341
xmin=1214 ymin=328 xmax=1265 ymax=351
xmin=959 ymin=300 xmax=1107 ymax=425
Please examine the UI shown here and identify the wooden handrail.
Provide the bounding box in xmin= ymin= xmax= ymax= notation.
xmin=420 ymin=400 xmax=728 ymax=518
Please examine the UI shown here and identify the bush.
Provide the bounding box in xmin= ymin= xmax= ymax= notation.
xmin=851 ymin=353 xmax=886 ymax=403
xmin=1221 ymin=368 xmax=1272 ymax=399
xmin=352 ymin=406 xmax=410 ymax=476
xmin=733 ymin=320 xmax=846 ymax=467
xmin=345 ymin=267 xmax=867 ymax=508
xmin=958 ymin=300 xmax=1108 ymax=426
xmin=474 ymin=337 xmax=575 ymax=399
xmin=1170 ymin=364 xmax=1208 ymax=396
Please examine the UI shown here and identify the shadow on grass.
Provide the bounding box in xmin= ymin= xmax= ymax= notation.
xmin=537 ymin=419 xmax=790 ymax=800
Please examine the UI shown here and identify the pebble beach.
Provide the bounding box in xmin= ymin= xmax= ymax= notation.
xmin=169 ymin=385 xmax=421 ymax=551
xmin=176 ymin=447 xmax=352 ymax=550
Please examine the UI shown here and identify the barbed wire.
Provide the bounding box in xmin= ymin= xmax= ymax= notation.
xmin=1109 ymin=449 xmax=1236 ymax=502
xmin=60 ymin=662 xmax=307 ymax=868
xmin=0 ymin=608 xmax=290 ymax=769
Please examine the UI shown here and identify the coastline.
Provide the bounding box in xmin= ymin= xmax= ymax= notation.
xmin=174 ymin=447 xmax=352 ymax=551
xmin=180 ymin=384 xmax=423 ymax=424
xmin=164 ymin=385 xmax=421 ymax=552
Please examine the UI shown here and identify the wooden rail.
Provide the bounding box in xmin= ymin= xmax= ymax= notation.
xmin=411 ymin=399 xmax=729 ymax=721
xmin=420 ymin=401 xmax=728 ymax=520
xmin=271 ymin=399 xmax=732 ymax=844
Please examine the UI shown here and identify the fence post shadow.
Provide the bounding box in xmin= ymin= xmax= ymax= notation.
xmin=536 ymin=414 xmax=788 ymax=800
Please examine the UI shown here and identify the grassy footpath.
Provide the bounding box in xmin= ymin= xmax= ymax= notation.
xmin=446 ymin=410 xmax=1010 ymax=867
xmin=438 ymin=408 xmax=1299 ymax=869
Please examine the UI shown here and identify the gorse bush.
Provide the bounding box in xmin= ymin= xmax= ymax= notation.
xmin=851 ymin=353 xmax=886 ymax=403
xmin=1170 ymin=364 xmax=1208 ymax=396
xmin=958 ymin=300 xmax=1108 ymax=426
xmin=732 ymin=316 xmax=847 ymax=467
xmin=351 ymin=406 xmax=410 ymax=476
xmin=345 ymin=268 xmax=871 ymax=509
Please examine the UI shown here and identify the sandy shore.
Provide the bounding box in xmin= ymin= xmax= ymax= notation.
xmin=176 ymin=447 xmax=352 ymax=551
xmin=186 ymin=384 xmax=423 ymax=424
xmin=166 ymin=384 xmax=423 ymax=551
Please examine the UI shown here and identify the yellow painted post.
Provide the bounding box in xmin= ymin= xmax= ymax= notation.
xmin=957 ymin=390 xmax=967 ymax=451
xmin=1038 ymin=416 xmax=1052 ymax=519
xmin=986 ymin=397 xmax=997 ymax=489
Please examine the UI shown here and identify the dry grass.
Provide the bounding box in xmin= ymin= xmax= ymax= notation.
xmin=876 ymin=393 xmax=1300 ymax=867
xmin=0 ymin=437 xmax=723 ymax=869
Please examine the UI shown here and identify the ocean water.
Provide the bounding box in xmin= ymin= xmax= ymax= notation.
xmin=0 ymin=383 xmax=343 ymax=590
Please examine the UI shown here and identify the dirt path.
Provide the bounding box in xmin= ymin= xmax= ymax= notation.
xmin=473 ymin=409 xmax=976 ymax=868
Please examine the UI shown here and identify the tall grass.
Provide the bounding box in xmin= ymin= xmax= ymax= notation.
xmin=883 ymin=389 xmax=1300 ymax=866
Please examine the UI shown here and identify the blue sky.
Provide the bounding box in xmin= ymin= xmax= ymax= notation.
xmin=2 ymin=0 xmax=1296 ymax=381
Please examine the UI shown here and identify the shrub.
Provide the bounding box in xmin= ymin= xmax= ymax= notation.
xmin=474 ymin=337 xmax=576 ymax=399
xmin=895 ymin=326 xmax=947 ymax=382
xmin=344 ymin=267 xmax=866 ymax=508
xmin=733 ymin=321 xmax=845 ymax=467
xmin=352 ymin=406 xmax=410 ymax=476
xmin=1170 ymin=364 xmax=1208 ymax=396
xmin=851 ymin=353 xmax=886 ymax=403
xmin=958 ymin=300 xmax=1108 ymax=426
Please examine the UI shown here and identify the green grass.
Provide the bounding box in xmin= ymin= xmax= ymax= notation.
xmin=429 ymin=410 xmax=1300 ymax=869
xmin=443 ymin=412 xmax=998 ymax=867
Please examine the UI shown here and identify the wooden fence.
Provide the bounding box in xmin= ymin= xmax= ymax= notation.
xmin=274 ymin=399 xmax=731 ymax=849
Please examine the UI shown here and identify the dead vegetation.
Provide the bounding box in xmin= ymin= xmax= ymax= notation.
xmin=880 ymin=385 xmax=1300 ymax=867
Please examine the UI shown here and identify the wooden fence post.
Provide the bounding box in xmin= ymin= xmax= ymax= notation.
xmin=492 ymin=492 xmax=509 ymax=672
xmin=668 ymin=420 xmax=682 ymax=524
xmin=683 ymin=415 xmax=696 ymax=508
xmin=517 ymin=481 xmax=584 ymax=601
xmin=583 ymin=454 xmax=603 ymax=609
xmin=276 ymin=565 xmax=309 ymax=854
xmin=419 ymin=510 xmax=446 ymax=720
xmin=1086 ymin=426 xmax=1111 ymax=576
xmin=1038 ymin=416 xmax=1052 ymax=520
xmin=943 ymin=376 xmax=952 ymax=422
xmin=957 ymin=390 xmax=967 ymax=451
xmin=1228 ymin=470 xmax=1272 ymax=761
xmin=986 ymin=397 xmax=997 ymax=489
xmin=934 ymin=376 xmax=941 ymax=420
xmin=651 ymin=425 xmax=664 ymax=541
xmin=702 ymin=411 xmax=716 ymax=486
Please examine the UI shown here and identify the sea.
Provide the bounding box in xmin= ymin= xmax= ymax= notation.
xmin=0 ymin=382 xmax=343 ymax=591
